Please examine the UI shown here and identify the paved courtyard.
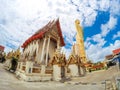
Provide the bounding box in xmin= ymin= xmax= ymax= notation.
xmin=0 ymin=63 xmax=116 ymax=90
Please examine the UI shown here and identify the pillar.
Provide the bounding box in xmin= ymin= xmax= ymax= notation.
xmin=46 ymin=36 xmax=50 ymax=66
xmin=57 ymin=37 xmax=60 ymax=49
xmin=36 ymin=39 xmax=41 ymax=63
xmin=40 ymin=37 xmax=47 ymax=63
xmin=35 ymin=40 xmax=39 ymax=62
xmin=17 ymin=61 xmax=20 ymax=70
xmin=25 ymin=61 xmax=33 ymax=74
xmin=20 ymin=62 xmax=23 ymax=71
xmin=80 ymin=66 xmax=85 ymax=75
xmin=53 ymin=65 xmax=61 ymax=81
xmin=41 ymin=65 xmax=46 ymax=75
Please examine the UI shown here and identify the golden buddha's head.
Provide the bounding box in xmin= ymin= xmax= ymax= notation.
xmin=75 ymin=19 xmax=80 ymax=24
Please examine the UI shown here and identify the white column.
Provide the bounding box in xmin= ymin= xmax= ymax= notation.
xmin=45 ymin=36 xmax=50 ymax=66
xmin=25 ymin=61 xmax=33 ymax=74
xmin=36 ymin=40 xmax=39 ymax=54
xmin=57 ymin=37 xmax=60 ymax=49
xmin=20 ymin=62 xmax=23 ymax=71
xmin=80 ymin=66 xmax=84 ymax=75
xmin=35 ymin=40 xmax=39 ymax=62
xmin=31 ymin=42 xmax=34 ymax=55
xmin=36 ymin=39 xmax=41 ymax=63
xmin=17 ymin=62 xmax=20 ymax=70
xmin=40 ymin=37 xmax=47 ymax=63
xmin=41 ymin=65 xmax=46 ymax=75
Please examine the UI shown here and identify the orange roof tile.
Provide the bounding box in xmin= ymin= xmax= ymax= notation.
xmin=113 ymin=48 xmax=120 ymax=55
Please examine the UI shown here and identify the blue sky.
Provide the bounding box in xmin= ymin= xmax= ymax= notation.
xmin=0 ymin=0 xmax=120 ymax=62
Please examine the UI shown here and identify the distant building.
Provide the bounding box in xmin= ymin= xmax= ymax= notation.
xmin=0 ymin=45 xmax=5 ymax=53
xmin=105 ymin=54 xmax=114 ymax=60
xmin=104 ymin=48 xmax=120 ymax=67
xmin=0 ymin=45 xmax=5 ymax=62
xmin=113 ymin=48 xmax=120 ymax=55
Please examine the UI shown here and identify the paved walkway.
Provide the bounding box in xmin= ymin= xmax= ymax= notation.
xmin=0 ymin=63 xmax=105 ymax=90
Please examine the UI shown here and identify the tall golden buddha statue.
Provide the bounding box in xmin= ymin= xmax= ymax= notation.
xmin=75 ymin=19 xmax=87 ymax=63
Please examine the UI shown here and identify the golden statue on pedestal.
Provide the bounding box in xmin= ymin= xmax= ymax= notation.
xmin=75 ymin=19 xmax=87 ymax=63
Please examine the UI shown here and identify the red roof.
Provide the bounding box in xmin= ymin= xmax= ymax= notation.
xmin=0 ymin=45 xmax=5 ymax=51
xmin=113 ymin=48 xmax=120 ymax=55
xmin=105 ymin=54 xmax=113 ymax=60
xmin=21 ymin=19 xmax=65 ymax=48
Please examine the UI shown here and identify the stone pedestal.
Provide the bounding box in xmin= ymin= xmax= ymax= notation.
xmin=41 ymin=65 xmax=46 ymax=75
xmin=17 ymin=62 xmax=20 ymax=70
xmin=80 ymin=66 xmax=85 ymax=75
xmin=53 ymin=65 xmax=61 ymax=81
xmin=68 ymin=64 xmax=79 ymax=77
xmin=20 ymin=62 xmax=23 ymax=70
xmin=25 ymin=61 xmax=33 ymax=74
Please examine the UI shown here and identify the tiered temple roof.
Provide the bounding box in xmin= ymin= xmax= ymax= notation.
xmin=21 ymin=19 xmax=65 ymax=48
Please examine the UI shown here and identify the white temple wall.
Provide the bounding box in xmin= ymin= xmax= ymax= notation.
xmin=34 ymin=40 xmax=39 ymax=61
xmin=25 ymin=45 xmax=28 ymax=54
xmin=36 ymin=40 xmax=39 ymax=54
xmin=41 ymin=65 xmax=46 ymax=75
xmin=25 ymin=61 xmax=33 ymax=74
xmin=80 ymin=66 xmax=85 ymax=75
xmin=48 ymin=40 xmax=56 ymax=60
xmin=53 ymin=65 xmax=61 ymax=81
xmin=36 ymin=39 xmax=44 ymax=63
xmin=23 ymin=37 xmax=57 ymax=64
xmin=30 ymin=41 xmax=34 ymax=55
xmin=68 ymin=64 xmax=79 ymax=77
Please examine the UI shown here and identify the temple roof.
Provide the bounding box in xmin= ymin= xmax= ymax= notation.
xmin=113 ymin=48 xmax=120 ymax=55
xmin=21 ymin=19 xmax=65 ymax=48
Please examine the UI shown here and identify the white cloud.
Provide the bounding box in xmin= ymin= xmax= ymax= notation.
xmin=85 ymin=15 xmax=118 ymax=62
xmin=101 ymin=15 xmax=117 ymax=37
xmin=98 ymin=0 xmax=110 ymax=11
xmin=0 ymin=0 xmax=120 ymax=62
xmin=92 ymin=34 xmax=106 ymax=47
xmin=61 ymin=47 xmax=71 ymax=59
xmin=113 ymin=31 xmax=120 ymax=39
xmin=110 ymin=0 xmax=120 ymax=16
xmin=86 ymin=40 xmax=120 ymax=62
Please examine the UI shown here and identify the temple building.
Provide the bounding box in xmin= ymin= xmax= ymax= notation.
xmin=0 ymin=45 xmax=5 ymax=54
xmin=113 ymin=48 xmax=120 ymax=56
xmin=16 ymin=19 xmax=66 ymax=81
xmin=0 ymin=45 xmax=5 ymax=62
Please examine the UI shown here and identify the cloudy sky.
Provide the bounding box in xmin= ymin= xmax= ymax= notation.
xmin=0 ymin=0 xmax=120 ymax=62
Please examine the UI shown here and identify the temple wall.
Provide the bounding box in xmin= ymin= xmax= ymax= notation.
xmin=80 ymin=66 xmax=85 ymax=75
xmin=23 ymin=37 xmax=57 ymax=64
xmin=53 ymin=65 xmax=61 ymax=81
xmin=36 ymin=39 xmax=43 ymax=63
xmin=25 ymin=61 xmax=33 ymax=74
xmin=68 ymin=64 xmax=79 ymax=77
xmin=48 ymin=40 xmax=56 ymax=60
